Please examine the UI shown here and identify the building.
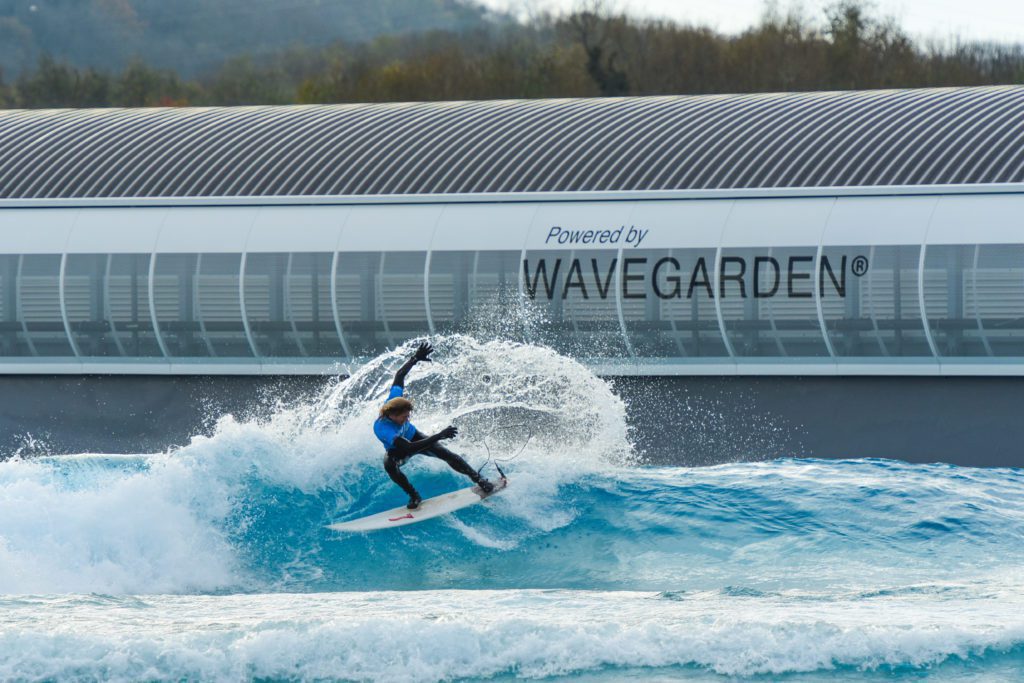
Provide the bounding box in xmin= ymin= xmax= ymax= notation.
xmin=2 ymin=87 xmax=1023 ymax=461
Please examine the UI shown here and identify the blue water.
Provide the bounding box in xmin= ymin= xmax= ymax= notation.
xmin=2 ymin=338 xmax=1023 ymax=681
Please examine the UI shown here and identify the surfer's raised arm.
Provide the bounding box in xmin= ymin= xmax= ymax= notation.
xmin=392 ymin=342 xmax=433 ymax=389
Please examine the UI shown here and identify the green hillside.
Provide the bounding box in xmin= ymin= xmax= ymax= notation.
xmin=0 ymin=0 xmax=495 ymax=76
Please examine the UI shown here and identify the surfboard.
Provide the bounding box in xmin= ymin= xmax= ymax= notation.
xmin=326 ymin=477 xmax=508 ymax=532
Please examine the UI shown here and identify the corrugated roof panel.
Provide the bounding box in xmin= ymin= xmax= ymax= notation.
xmin=0 ymin=86 xmax=1022 ymax=199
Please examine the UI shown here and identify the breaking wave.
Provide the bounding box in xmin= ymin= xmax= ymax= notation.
xmin=3 ymin=336 xmax=1024 ymax=680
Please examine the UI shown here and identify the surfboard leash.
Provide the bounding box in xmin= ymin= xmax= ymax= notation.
xmin=478 ymin=428 xmax=534 ymax=478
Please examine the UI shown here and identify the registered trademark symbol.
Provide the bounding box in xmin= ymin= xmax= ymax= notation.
xmin=852 ymin=255 xmax=869 ymax=277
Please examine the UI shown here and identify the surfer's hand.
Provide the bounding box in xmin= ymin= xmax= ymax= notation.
xmin=438 ymin=425 xmax=458 ymax=440
xmin=413 ymin=342 xmax=434 ymax=363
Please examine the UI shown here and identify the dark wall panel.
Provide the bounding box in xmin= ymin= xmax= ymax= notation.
xmin=0 ymin=375 xmax=1021 ymax=468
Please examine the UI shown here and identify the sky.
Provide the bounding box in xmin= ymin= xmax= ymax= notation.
xmin=482 ymin=0 xmax=1024 ymax=46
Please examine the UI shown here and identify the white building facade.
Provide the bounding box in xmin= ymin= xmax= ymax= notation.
xmin=3 ymin=87 xmax=1024 ymax=377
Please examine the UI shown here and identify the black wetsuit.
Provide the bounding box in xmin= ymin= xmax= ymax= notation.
xmin=383 ymin=428 xmax=481 ymax=498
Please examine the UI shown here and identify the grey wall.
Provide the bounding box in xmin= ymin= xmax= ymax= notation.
xmin=612 ymin=376 xmax=1023 ymax=468
xmin=0 ymin=375 xmax=1020 ymax=467
xmin=0 ymin=376 xmax=328 ymax=457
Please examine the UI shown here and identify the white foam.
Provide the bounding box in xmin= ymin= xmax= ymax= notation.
xmin=2 ymin=589 xmax=1023 ymax=681
xmin=0 ymin=455 xmax=236 ymax=594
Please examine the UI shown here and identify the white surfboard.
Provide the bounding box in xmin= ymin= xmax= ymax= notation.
xmin=327 ymin=478 xmax=508 ymax=532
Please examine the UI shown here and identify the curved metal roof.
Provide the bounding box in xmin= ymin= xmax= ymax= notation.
xmin=1 ymin=86 xmax=1023 ymax=199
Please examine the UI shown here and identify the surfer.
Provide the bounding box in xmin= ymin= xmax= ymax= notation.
xmin=374 ymin=342 xmax=495 ymax=510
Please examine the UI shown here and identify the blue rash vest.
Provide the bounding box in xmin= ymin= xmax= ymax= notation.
xmin=373 ymin=385 xmax=416 ymax=451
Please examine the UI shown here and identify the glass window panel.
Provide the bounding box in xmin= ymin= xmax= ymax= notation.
xmin=521 ymin=249 xmax=630 ymax=358
xmin=244 ymin=252 xmax=304 ymax=358
xmin=471 ymin=250 xmax=520 ymax=335
xmin=430 ymin=249 xmax=524 ymax=337
xmin=378 ymin=251 xmax=430 ymax=349
xmin=429 ymin=250 xmax=523 ymax=338
xmin=427 ymin=251 xmax=472 ymax=333
xmin=107 ymin=253 xmax=162 ymax=357
xmin=519 ymin=249 xmax=568 ymax=349
xmin=0 ymin=255 xmax=32 ymax=356
xmin=620 ymin=248 xmax=729 ymax=358
xmin=720 ymin=247 xmax=829 ymax=358
xmin=924 ymin=245 xmax=978 ymax=357
xmin=335 ymin=251 xmax=383 ymax=358
xmin=921 ymin=244 xmax=1024 ymax=359
xmin=64 ymin=254 xmax=120 ymax=357
xmin=822 ymin=245 xmax=932 ymax=358
xmin=196 ymin=253 xmax=251 ymax=357
xmin=152 ymin=253 xmax=205 ymax=357
xmin=469 ymin=250 xmax=521 ymax=334
xmin=961 ymin=244 xmax=1024 ymax=357
xmin=19 ymin=254 xmax=74 ymax=357
xmin=280 ymin=252 xmax=343 ymax=358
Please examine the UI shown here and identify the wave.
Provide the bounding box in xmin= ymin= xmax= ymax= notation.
xmin=3 ymin=589 xmax=1024 ymax=682
xmin=1 ymin=337 xmax=1024 ymax=596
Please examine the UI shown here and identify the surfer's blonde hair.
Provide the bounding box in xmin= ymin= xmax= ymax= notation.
xmin=379 ymin=396 xmax=414 ymax=419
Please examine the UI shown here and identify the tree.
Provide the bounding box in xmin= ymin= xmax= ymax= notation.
xmin=0 ymin=67 xmax=14 ymax=107
xmin=113 ymin=60 xmax=193 ymax=107
xmin=565 ymin=4 xmax=630 ymax=96
xmin=203 ymin=56 xmax=292 ymax=106
xmin=3 ymin=1 xmax=1024 ymax=110
xmin=15 ymin=56 xmax=111 ymax=108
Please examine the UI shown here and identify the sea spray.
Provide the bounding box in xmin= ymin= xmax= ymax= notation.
xmin=2 ymin=338 xmax=1024 ymax=597
xmin=0 ymin=336 xmax=635 ymax=594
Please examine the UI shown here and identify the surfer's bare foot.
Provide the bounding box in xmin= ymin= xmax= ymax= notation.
xmin=476 ymin=478 xmax=495 ymax=494
xmin=406 ymin=494 xmax=422 ymax=510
